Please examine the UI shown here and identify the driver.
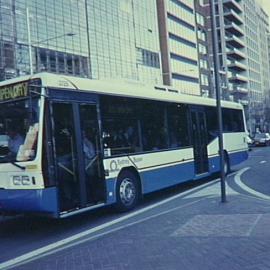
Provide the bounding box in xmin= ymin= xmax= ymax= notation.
xmin=7 ymin=125 xmax=24 ymax=157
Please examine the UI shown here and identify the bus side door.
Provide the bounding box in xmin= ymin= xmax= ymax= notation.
xmin=190 ymin=107 xmax=209 ymax=175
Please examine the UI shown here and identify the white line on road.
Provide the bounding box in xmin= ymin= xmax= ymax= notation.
xmin=0 ymin=178 xmax=220 ymax=270
xmin=234 ymin=167 xmax=270 ymax=200
xmin=246 ymin=214 xmax=262 ymax=237
xmin=260 ymin=160 xmax=267 ymax=164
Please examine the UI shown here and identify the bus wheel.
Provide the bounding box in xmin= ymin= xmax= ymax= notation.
xmin=224 ymin=154 xmax=230 ymax=175
xmin=115 ymin=170 xmax=139 ymax=212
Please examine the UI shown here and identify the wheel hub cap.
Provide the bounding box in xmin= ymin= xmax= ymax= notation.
xmin=119 ymin=178 xmax=136 ymax=206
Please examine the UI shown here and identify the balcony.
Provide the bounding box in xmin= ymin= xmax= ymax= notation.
xmin=228 ymin=60 xmax=247 ymax=72
xmin=225 ymin=22 xmax=244 ymax=37
xmin=227 ymin=47 xmax=246 ymax=60
xmin=223 ymin=0 xmax=243 ymax=14
xmin=224 ymin=9 xmax=243 ymax=25
xmin=226 ymin=35 xmax=245 ymax=48
xmin=233 ymin=86 xmax=248 ymax=94
xmin=238 ymin=99 xmax=249 ymax=106
xmin=228 ymin=73 xmax=248 ymax=84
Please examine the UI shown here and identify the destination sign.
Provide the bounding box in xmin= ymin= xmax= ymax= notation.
xmin=0 ymin=82 xmax=28 ymax=101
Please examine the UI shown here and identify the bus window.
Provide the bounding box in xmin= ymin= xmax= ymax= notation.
xmin=167 ymin=104 xmax=190 ymax=148
xmin=222 ymin=108 xmax=245 ymax=132
xmin=0 ymin=98 xmax=40 ymax=162
xmin=101 ymin=96 xmax=141 ymax=156
xmin=206 ymin=106 xmax=245 ymax=142
xmin=231 ymin=109 xmax=244 ymax=132
xmin=206 ymin=106 xmax=218 ymax=142
xmin=141 ymin=101 xmax=168 ymax=151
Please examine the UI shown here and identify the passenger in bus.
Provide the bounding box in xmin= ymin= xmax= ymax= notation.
xmin=112 ymin=129 xmax=129 ymax=153
xmin=124 ymin=126 xmax=138 ymax=152
xmin=83 ymin=129 xmax=101 ymax=203
xmin=83 ymin=130 xmax=96 ymax=160
xmin=170 ymin=134 xmax=180 ymax=148
xmin=7 ymin=125 xmax=24 ymax=157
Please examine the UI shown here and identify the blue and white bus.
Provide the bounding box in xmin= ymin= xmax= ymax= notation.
xmin=0 ymin=73 xmax=248 ymax=218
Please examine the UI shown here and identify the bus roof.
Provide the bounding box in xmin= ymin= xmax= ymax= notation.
xmin=0 ymin=72 xmax=243 ymax=109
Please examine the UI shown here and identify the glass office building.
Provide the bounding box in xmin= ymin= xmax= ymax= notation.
xmin=0 ymin=0 xmax=161 ymax=84
xmin=86 ymin=0 xmax=161 ymax=83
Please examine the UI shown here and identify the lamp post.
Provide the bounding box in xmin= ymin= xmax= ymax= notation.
xmin=26 ymin=7 xmax=76 ymax=75
xmin=26 ymin=8 xmax=33 ymax=75
xmin=210 ymin=0 xmax=227 ymax=203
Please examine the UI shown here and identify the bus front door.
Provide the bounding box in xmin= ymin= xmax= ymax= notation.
xmin=52 ymin=102 xmax=104 ymax=213
xmin=190 ymin=109 xmax=209 ymax=175
xmin=79 ymin=104 xmax=105 ymax=205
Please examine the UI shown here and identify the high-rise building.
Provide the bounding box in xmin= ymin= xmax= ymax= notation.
xmin=194 ymin=0 xmax=211 ymax=97
xmin=243 ymin=0 xmax=270 ymax=133
xmin=157 ymin=0 xmax=200 ymax=95
xmin=210 ymin=0 xmax=248 ymax=103
xmin=0 ymin=0 xmax=89 ymax=80
xmin=265 ymin=31 xmax=270 ymax=132
xmin=254 ymin=3 xmax=270 ymax=132
xmin=86 ymin=0 xmax=161 ymax=83
xmin=205 ymin=0 xmax=270 ymax=133
xmin=0 ymin=0 xmax=162 ymax=84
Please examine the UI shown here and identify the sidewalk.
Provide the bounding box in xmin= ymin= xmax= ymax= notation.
xmin=11 ymin=175 xmax=270 ymax=270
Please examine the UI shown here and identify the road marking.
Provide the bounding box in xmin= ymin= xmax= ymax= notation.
xmin=234 ymin=167 xmax=270 ymax=200
xmin=0 ymin=178 xmax=220 ymax=270
xmin=30 ymin=197 xmax=206 ymax=265
xmin=246 ymin=214 xmax=262 ymax=236
xmin=260 ymin=160 xmax=267 ymax=164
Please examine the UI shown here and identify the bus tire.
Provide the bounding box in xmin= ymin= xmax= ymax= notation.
xmin=224 ymin=153 xmax=230 ymax=175
xmin=115 ymin=170 xmax=139 ymax=212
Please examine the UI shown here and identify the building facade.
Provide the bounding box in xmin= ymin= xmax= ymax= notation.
xmin=211 ymin=0 xmax=248 ymax=103
xmin=0 ymin=0 xmax=90 ymax=80
xmin=194 ymin=0 xmax=211 ymax=97
xmin=0 ymin=0 xmax=162 ymax=84
xmin=265 ymin=31 xmax=270 ymax=132
xmin=255 ymin=3 xmax=270 ymax=132
xmin=205 ymin=0 xmax=270 ymax=134
xmin=243 ymin=0 xmax=270 ymax=133
xmin=157 ymin=0 xmax=200 ymax=95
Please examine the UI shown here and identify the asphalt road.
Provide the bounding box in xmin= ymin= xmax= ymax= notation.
xmin=1 ymin=146 xmax=270 ymax=269
xmin=228 ymin=146 xmax=270 ymax=198
xmin=0 ymin=173 xmax=217 ymax=264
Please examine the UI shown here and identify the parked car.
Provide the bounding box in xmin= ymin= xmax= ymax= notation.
xmin=253 ymin=133 xmax=270 ymax=146
xmin=246 ymin=135 xmax=253 ymax=150
xmin=0 ymin=134 xmax=9 ymax=146
xmin=246 ymin=135 xmax=253 ymax=145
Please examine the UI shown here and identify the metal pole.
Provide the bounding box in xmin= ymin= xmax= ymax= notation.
xmin=26 ymin=7 xmax=33 ymax=75
xmin=210 ymin=0 xmax=226 ymax=203
xmin=84 ymin=0 xmax=92 ymax=78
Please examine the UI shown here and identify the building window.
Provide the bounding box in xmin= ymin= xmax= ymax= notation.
xmin=200 ymin=74 xmax=209 ymax=86
xmin=136 ymin=48 xmax=160 ymax=68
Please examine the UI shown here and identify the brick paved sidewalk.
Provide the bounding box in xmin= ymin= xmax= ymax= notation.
xmin=12 ymin=185 xmax=270 ymax=270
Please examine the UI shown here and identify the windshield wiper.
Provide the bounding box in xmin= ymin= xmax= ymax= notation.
xmin=10 ymin=161 xmax=25 ymax=170
xmin=0 ymin=156 xmax=26 ymax=170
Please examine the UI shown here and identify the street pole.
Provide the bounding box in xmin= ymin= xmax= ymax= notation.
xmin=210 ymin=0 xmax=226 ymax=203
xmin=84 ymin=0 xmax=92 ymax=78
xmin=26 ymin=7 xmax=33 ymax=75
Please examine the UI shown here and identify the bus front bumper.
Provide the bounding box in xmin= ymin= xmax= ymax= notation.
xmin=0 ymin=187 xmax=58 ymax=217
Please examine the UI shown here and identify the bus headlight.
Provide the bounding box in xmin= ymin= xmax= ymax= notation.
xmin=13 ymin=176 xmax=22 ymax=185
xmin=22 ymin=176 xmax=30 ymax=185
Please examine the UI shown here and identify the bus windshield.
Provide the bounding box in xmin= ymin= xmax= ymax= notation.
xmin=0 ymin=97 xmax=40 ymax=163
